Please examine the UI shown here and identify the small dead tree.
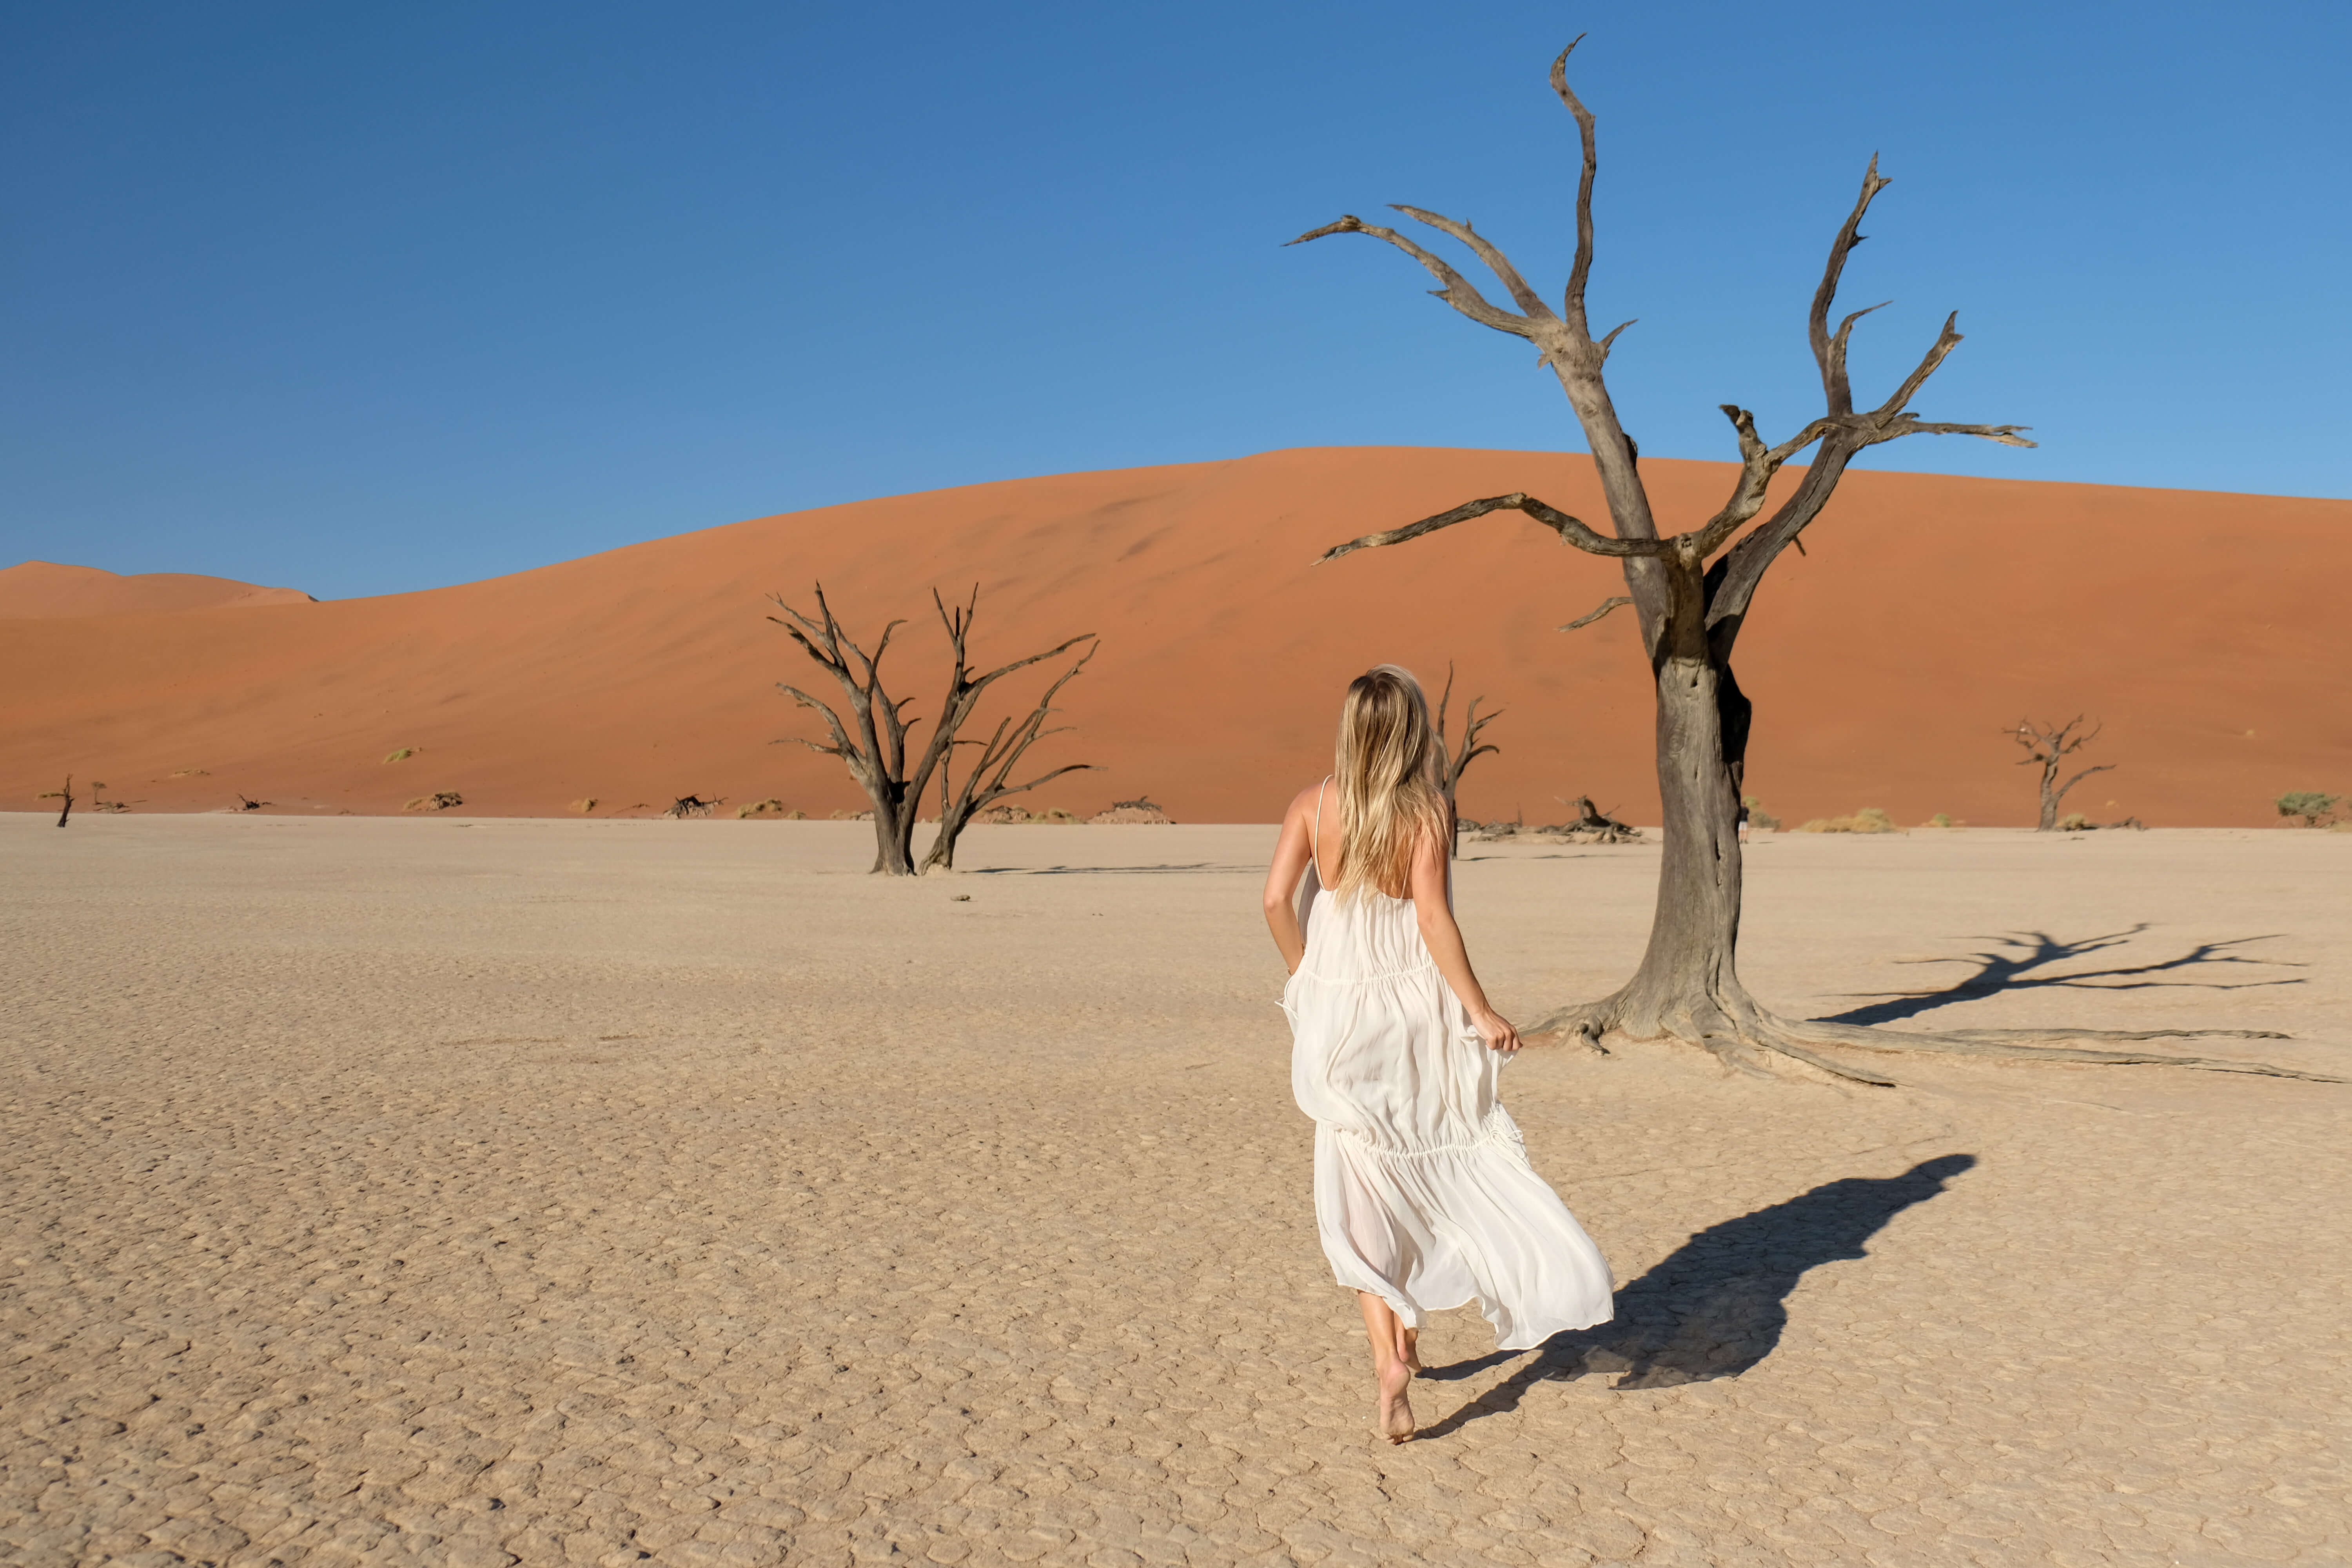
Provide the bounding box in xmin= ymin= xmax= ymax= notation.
xmin=42 ymin=774 xmax=74 ymax=827
xmin=1435 ymin=662 xmax=1501 ymax=855
xmin=772 ymin=584 xmax=1098 ymax=875
xmin=2011 ymin=717 xmax=2113 ymax=832
xmin=1293 ymin=40 xmax=2324 ymax=1084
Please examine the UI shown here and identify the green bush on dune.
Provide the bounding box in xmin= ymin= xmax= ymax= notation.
xmin=2276 ymin=791 xmax=2341 ymax=827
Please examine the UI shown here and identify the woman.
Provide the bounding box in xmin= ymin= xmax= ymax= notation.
xmin=1263 ymin=665 xmax=1613 ymax=1443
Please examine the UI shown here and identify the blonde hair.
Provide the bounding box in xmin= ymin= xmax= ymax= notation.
xmin=1330 ymin=664 xmax=1449 ymax=902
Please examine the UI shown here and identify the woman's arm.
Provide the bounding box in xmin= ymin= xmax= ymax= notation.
xmin=1261 ymin=785 xmax=1319 ymax=976
xmin=1408 ymin=814 xmax=1522 ymax=1053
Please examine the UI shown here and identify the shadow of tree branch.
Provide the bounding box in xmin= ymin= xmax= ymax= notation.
xmin=1816 ymin=928 xmax=2302 ymax=1027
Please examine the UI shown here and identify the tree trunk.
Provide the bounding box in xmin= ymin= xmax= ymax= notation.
xmin=1608 ymin=644 xmax=1756 ymax=1044
xmin=2036 ymin=764 xmax=2060 ymax=832
xmin=869 ymin=784 xmax=917 ymax=874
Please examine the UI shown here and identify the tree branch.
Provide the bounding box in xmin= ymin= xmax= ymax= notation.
xmin=1548 ymin=35 xmax=1597 ymax=335
xmin=2057 ymin=762 xmax=2117 ymax=802
xmin=1285 ymin=215 xmax=1534 ymax=337
xmin=1559 ymin=595 xmax=1633 ymax=631
xmin=1877 ymin=418 xmax=2037 ymax=447
xmin=1319 ymin=492 xmax=1664 ymax=565
xmin=1810 ymin=156 xmax=1892 ymax=415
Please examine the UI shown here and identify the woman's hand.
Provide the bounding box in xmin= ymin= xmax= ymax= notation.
xmin=1471 ymin=1009 xmax=1522 ymax=1054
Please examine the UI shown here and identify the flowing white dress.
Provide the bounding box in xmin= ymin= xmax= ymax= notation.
xmin=1282 ymin=797 xmax=1613 ymax=1351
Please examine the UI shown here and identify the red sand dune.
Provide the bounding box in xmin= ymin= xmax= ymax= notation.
xmin=2 ymin=447 xmax=2345 ymax=826
xmin=0 ymin=560 xmax=314 ymax=618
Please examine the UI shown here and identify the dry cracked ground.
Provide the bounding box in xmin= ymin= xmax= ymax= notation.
xmin=3 ymin=817 xmax=2347 ymax=1567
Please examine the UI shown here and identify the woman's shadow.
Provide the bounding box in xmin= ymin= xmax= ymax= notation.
xmin=1416 ymin=1153 xmax=1976 ymax=1436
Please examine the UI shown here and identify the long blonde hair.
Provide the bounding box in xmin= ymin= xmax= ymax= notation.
xmin=1330 ymin=664 xmax=1449 ymax=902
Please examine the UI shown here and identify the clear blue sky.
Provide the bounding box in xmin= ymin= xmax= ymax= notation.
xmin=5 ymin=2 xmax=2346 ymax=600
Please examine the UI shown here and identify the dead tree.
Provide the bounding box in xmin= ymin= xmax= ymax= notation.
xmin=1436 ymin=662 xmax=1501 ymax=856
xmin=773 ymin=584 xmax=1098 ymax=876
xmin=2011 ymin=717 xmax=2113 ymax=831
xmin=924 ymin=617 xmax=1099 ymax=872
xmin=1292 ymin=40 xmax=2326 ymax=1084
xmin=42 ymin=775 xmax=73 ymax=827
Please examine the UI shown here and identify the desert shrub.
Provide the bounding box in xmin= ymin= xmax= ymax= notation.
xmin=1742 ymin=796 xmax=1781 ymax=832
xmin=1925 ymin=812 xmax=1954 ymax=828
xmin=2276 ymin=791 xmax=2340 ymax=827
xmin=737 ymin=799 xmax=793 ymax=818
xmin=1090 ymin=797 xmax=1174 ymax=824
xmin=1795 ymin=807 xmax=1899 ymax=835
xmin=2058 ymin=812 xmax=2091 ymax=832
xmin=384 ymin=748 xmax=416 ymax=764
xmin=404 ymin=791 xmax=462 ymax=812
xmin=572 ymin=798 xmax=598 ymax=813
xmin=1038 ymin=807 xmax=1079 ymax=823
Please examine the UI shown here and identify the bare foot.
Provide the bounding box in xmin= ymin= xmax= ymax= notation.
xmin=1375 ymin=1356 xmax=1415 ymax=1444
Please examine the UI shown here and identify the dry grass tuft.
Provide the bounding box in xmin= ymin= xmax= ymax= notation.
xmin=1089 ymin=798 xmax=1174 ymax=824
xmin=737 ymin=799 xmax=804 ymax=819
xmin=1796 ymin=806 xmax=1900 ymax=835
xmin=404 ymin=792 xmax=463 ymax=812
xmin=383 ymin=748 xmax=416 ymax=764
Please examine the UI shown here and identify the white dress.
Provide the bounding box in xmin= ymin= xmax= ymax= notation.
xmin=1282 ymin=795 xmax=1613 ymax=1351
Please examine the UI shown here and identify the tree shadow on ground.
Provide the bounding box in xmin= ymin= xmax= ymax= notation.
xmin=1414 ymin=1154 xmax=1977 ymax=1439
xmin=1814 ymin=927 xmax=2302 ymax=1028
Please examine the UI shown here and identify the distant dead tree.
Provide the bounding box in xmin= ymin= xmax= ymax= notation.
xmin=663 ymin=795 xmax=723 ymax=818
xmin=1294 ymin=40 xmax=2322 ymax=1083
xmin=772 ymin=584 xmax=1098 ymax=876
xmin=2011 ymin=717 xmax=2114 ymax=832
xmin=1435 ymin=662 xmax=1501 ymax=855
xmin=40 ymin=774 xmax=73 ymax=827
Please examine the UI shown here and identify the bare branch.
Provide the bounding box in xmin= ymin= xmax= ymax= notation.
xmin=1559 ymin=595 xmax=1633 ymax=632
xmin=2058 ymin=763 xmax=2117 ymax=800
xmin=1388 ymin=205 xmax=1555 ymax=322
xmin=1809 ymin=155 xmax=1893 ymax=414
xmin=1548 ymin=35 xmax=1597 ymax=333
xmin=1597 ymin=319 xmax=1635 ymax=356
xmin=1827 ymin=299 xmax=1892 ymax=393
xmin=1319 ymin=492 xmax=1664 ymax=566
xmin=1285 ymin=215 xmax=1534 ymax=337
xmin=1878 ymin=418 xmax=2037 ymax=448
xmin=1870 ymin=310 xmax=1962 ymax=421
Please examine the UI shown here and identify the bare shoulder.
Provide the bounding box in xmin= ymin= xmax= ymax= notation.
xmin=1283 ymin=780 xmax=1329 ymax=824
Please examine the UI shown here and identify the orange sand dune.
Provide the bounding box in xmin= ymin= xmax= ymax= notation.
xmin=0 ymin=560 xmax=315 ymax=618
xmin=2 ymin=448 xmax=2345 ymax=826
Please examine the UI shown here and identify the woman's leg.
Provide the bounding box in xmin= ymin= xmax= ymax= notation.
xmin=1358 ymin=1291 xmax=1415 ymax=1441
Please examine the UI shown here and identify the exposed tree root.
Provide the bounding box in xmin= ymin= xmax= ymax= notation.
xmin=1528 ymin=995 xmax=2341 ymax=1086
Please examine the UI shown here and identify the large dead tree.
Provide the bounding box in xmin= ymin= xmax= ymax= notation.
xmin=2012 ymin=717 xmax=2112 ymax=831
xmin=1294 ymin=40 xmax=2326 ymax=1084
xmin=772 ymin=584 xmax=1097 ymax=875
xmin=1435 ymin=662 xmax=1501 ymax=855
